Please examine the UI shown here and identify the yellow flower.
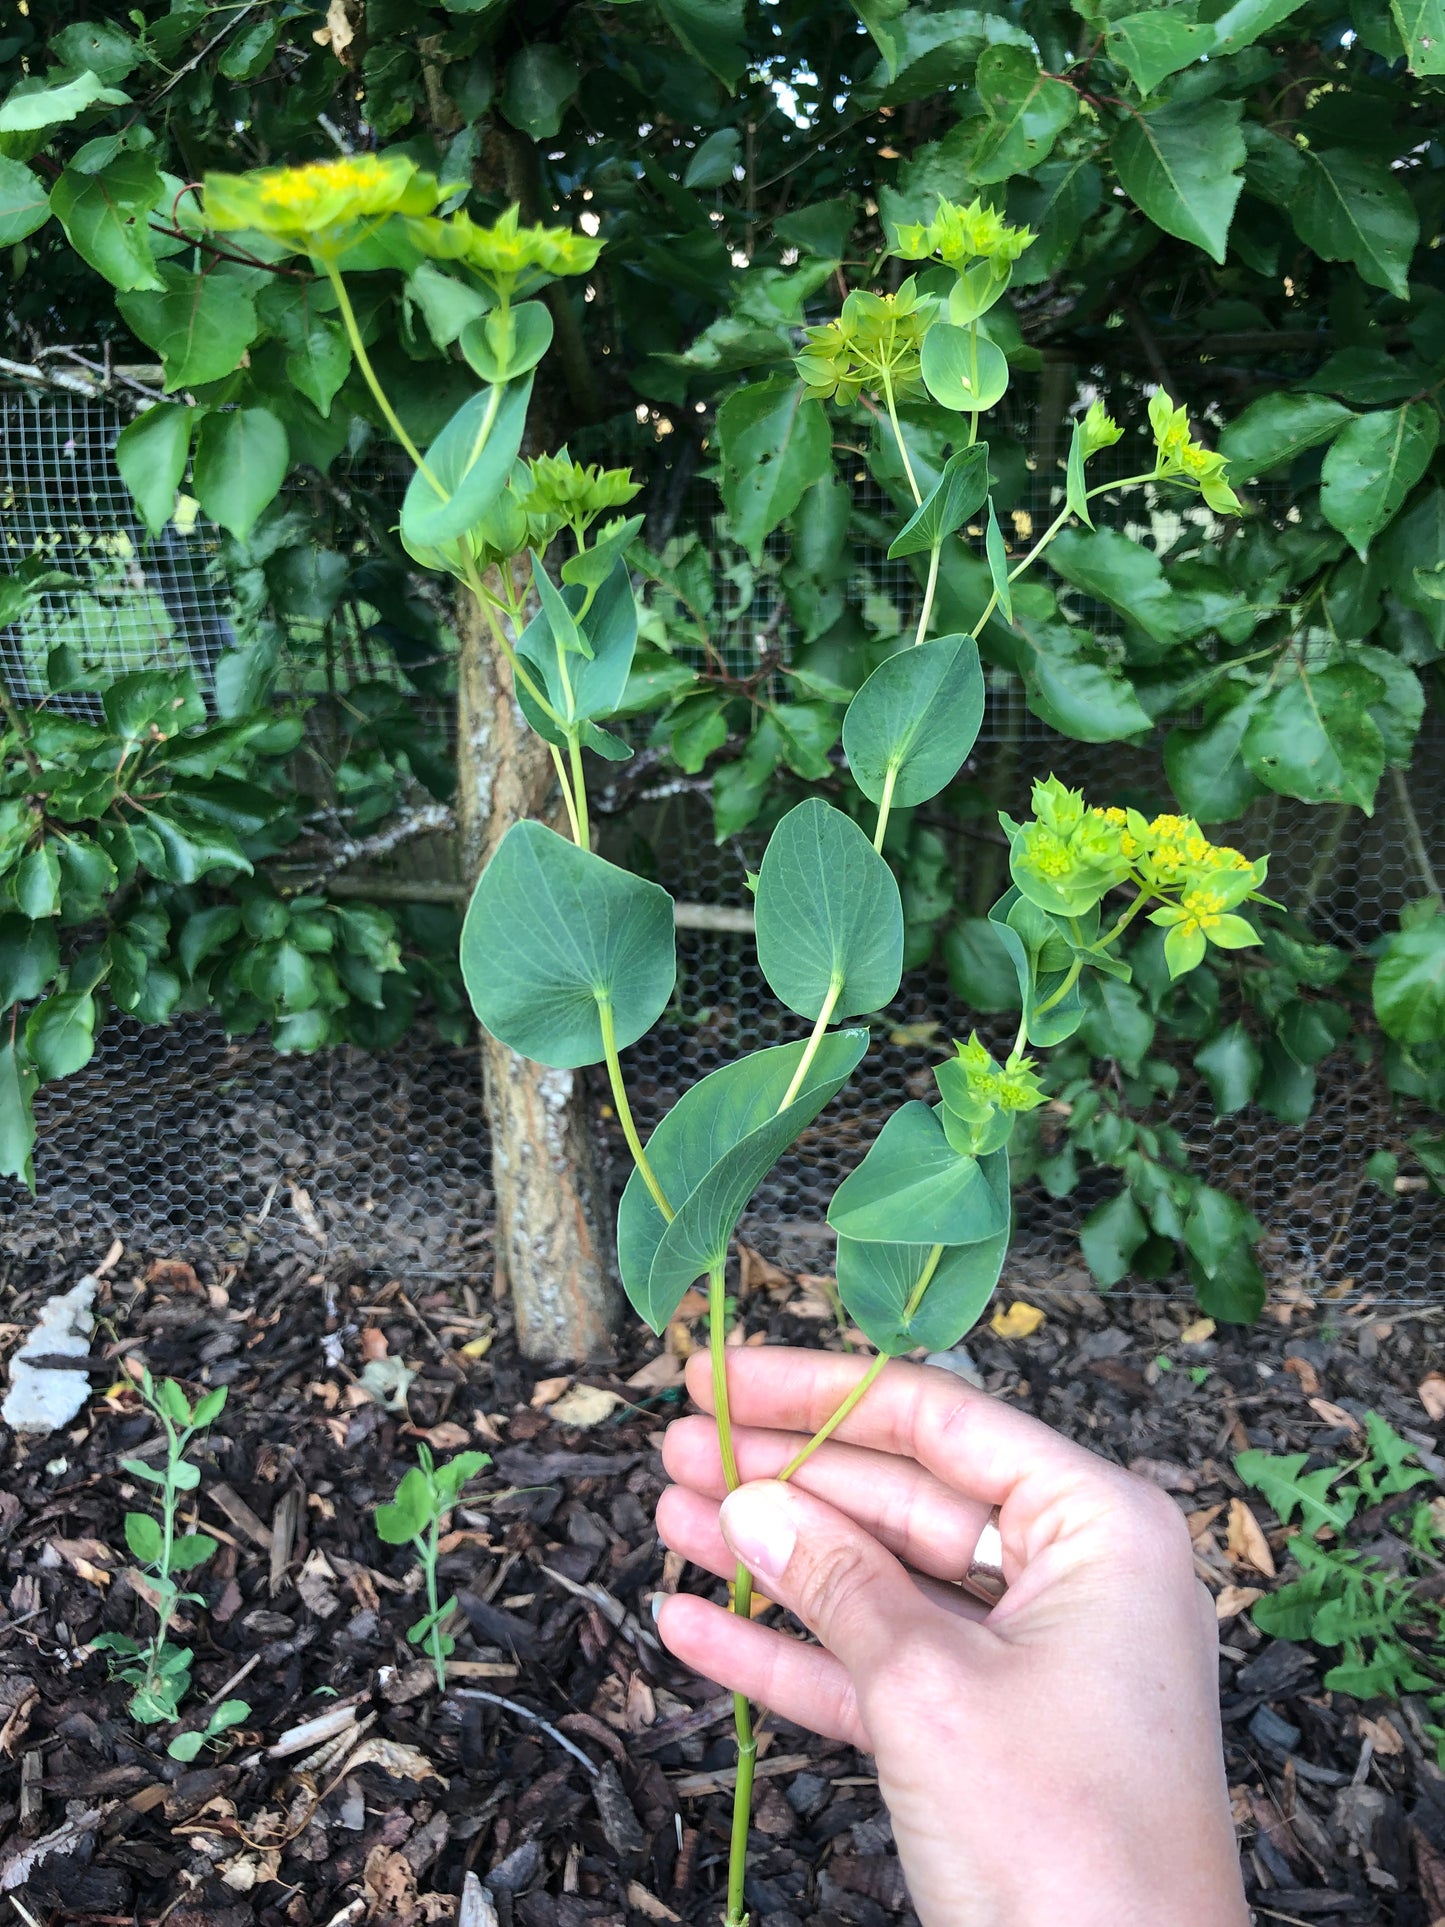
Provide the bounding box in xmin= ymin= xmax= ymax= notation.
xmin=1147 ymin=390 xmax=1243 ymax=516
xmin=204 ymin=154 xmax=441 ymax=245
xmin=893 ymin=196 xmax=1035 ymax=270
xmin=405 ymin=205 xmax=602 ymax=291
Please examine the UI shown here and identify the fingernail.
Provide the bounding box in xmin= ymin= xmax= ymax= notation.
xmin=719 ymin=1486 xmax=796 ymax=1584
xmin=650 ymin=1593 xmax=665 ymax=1625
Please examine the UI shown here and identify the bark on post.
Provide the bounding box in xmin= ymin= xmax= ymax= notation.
xmin=453 ymin=572 xmax=620 ymax=1361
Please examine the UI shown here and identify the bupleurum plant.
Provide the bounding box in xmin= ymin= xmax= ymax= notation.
xmin=197 ymin=171 xmax=1267 ymax=1925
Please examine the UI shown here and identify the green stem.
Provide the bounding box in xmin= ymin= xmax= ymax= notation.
xmin=880 ymin=366 xmax=922 ymax=507
xmin=1391 ymin=766 xmax=1441 ymax=902
xmin=460 ymin=556 xmax=566 ymax=728
xmin=778 ymin=1244 xmax=943 ymax=1483
xmin=549 ymin=741 xmax=582 ymax=845
xmin=424 ymin=1523 xmax=446 ymax=1691
xmin=972 ymin=469 xmax=1164 ymax=633
xmin=913 ymin=543 xmax=940 ymax=648
xmin=322 ymin=259 xmax=440 ymax=490
xmin=568 ymin=731 xmax=590 ymax=849
xmin=1011 ymin=1008 xmax=1030 ymax=1060
xmin=709 ymin=1259 xmax=754 ymax=1927
xmin=872 ymin=763 xmax=899 ymax=855
xmin=1031 ymin=955 xmax=1082 ymax=1020
xmin=598 ymin=996 xmax=673 ymax=1221
xmin=778 ymin=977 xmax=842 ymax=1111
xmin=1096 ymin=885 xmax=1151 ymax=952
xmin=967 ymin=322 xmax=980 ymax=448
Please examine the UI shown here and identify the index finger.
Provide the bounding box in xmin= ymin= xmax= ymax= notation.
xmin=683 ymin=1347 xmax=1154 ymax=1558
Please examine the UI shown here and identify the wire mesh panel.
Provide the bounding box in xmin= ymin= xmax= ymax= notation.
xmin=1 ymin=379 xmax=1441 ymax=1312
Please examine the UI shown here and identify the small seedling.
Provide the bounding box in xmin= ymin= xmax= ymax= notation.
xmin=1238 ymin=1414 xmax=1445 ymax=1764
xmin=92 ymin=1370 xmax=249 ymax=1756
xmin=375 ymin=1444 xmax=491 ymax=1689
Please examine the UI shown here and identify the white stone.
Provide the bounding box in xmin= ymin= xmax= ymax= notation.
xmin=2 ymin=1276 xmax=99 ymax=1434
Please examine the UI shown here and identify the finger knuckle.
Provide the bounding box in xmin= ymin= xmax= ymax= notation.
xmin=796 ymin=1537 xmax=877 ymax=1635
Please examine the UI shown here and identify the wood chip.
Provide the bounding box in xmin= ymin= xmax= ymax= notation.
xmin=207 ymin=1484 xmax=274 ymax=1550
xmin=1307 ymin=1397 xmax=1360 ymax=1432
xmin=1215 ymin=1584 xmax=1263 ymax=1620
xmin=625 ymin=1882 xmax=681 ymax=1921
xmin=1283 ymin=1355 xmax=1321 ymax=1397
xmin=1418 ymin=1372 xmax=1445 ymax=1423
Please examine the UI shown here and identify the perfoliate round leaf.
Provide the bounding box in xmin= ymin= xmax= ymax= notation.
xmin=842 ymin=633 xmax=984 ymax=808
xmin=400 ymin=374 xmax=533 ymax=551
xmin=827 ymin=1101 xmax=1010 ymax=1245
xmin=920 ymin=323 xmax=1009 ymax=413
xmin=754 ymin=799 xmax=903 ymax=1020
xmin=618 ymin=1030 xmax=869 ymax=1333
xmin=836 ymin=1160 xmax=1009 ymax=1354
xmin=515 ymin=560 xmax=639 ymax=747
xmin=460 ymin=820 xmax=675 ymax=1068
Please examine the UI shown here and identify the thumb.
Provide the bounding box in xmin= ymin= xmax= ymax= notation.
xmin=719 ymin=1479 xmax=937 ymax=1678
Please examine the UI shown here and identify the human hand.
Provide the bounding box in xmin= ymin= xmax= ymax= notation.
xmin=655 ymin=1348 xmax=1248 ymax=1927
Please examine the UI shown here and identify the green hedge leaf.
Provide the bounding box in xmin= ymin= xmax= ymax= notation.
xmin=1194 ymin=1021 xmax=1262 ymax=1115
xmin=618 ymin=1029 xmax=869 ymax=1331
xmin=116 ymin=404 xmax=193 ymax=538
xmin=25 ymin=991 xmax=96 ymax=1083
xmin=499 ymin=46 xmax=580 ymax=140
xmin=192 ymin=409 xmax=290 ymax=542
xmin=1112 ymin=97 xmax=1245 ymax=264
xmin=117 ymin=265 xmax=259 ymax=390
xmin=842 ymin=634 xmax=985 ymax=809
xmin=968 ymin=46 xmax=1075 ymax=183
xmin=1079 ymin=1189 xmax=1148 ymax=1287
xmin=716 ymin=376 xmax=831 ymax=564
xmin=0 ymin=156 xmax=51 ymax=245
xmin=1374 ymin=913 xmax=1445 ymax=1044
xmin=49 ymin=153 xmax=164 ymax=292
xmin=0 ymin=916 xmax=59 ymax=1011
xmin=1291 ymin=148 xmax=1418 ymax=302
xmin=1241 ymin=663 xmax=1387 ymax=812
xmin=754 ymin=798 xmax=903 ymax=1020
xmin=0 ymin=1040 xmax=36 ymax=1187
xmin=1319 ymin=404 xmax=1439 ymax=559
xmin=1217 ymin=392 xmax=1354 ymax=481
xmin=460 ymin=820 xmax=676 ymax=1068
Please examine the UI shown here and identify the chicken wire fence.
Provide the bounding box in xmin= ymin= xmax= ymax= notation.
xmin=2 ymin=375 xmax=1442 ymax=1311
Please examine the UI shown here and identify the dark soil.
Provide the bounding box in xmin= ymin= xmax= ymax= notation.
xmin=1 ymin=1247 xmax=1442 ymax=1927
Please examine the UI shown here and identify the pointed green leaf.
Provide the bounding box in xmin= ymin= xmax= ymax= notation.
xmin=1079 ymin=1190 xmax=1148 ymax=1287
xmin=125 ymin=1512 xmax=163 ymax=1563
xmin=1292 ymin=148 xmax=1418 ymax=302
xmin=887 ymin=445 xmax=990 ymax=559
xmin=0 ymin=72 xmax=129 ymax=132
xmin=116 ymin=404 xmax=193 ymax=538
xmin=1373 ymin=913 xmax=1445 ymax=1044
xmin=192 ymin=408 xmax=289 ymax=542
xmin=400 ymin=376 xmax=533 ymax=552
xmin=0 ymin=915 xmax=59 ymax=1011
xmin=618 ymin=1030 xmax=869 ymax=1331
xmin=828 ymin=1101 xmax=1010 ymax=1246
xmin=656 ymin=0 xmax=748 ymax=88
xmin=1392 ymin=0 xmax=1445 ymax=71
xmin=754 ymin=799 xmax=903 ymax=1021
xmin=460 ymin=820 xmax=676 ymax=1068
xmin=1112 ymin=97 xmax=1245 ymax=264
xmin=1217 ymin=393 xmax=1353 ymax=482
xmin=25 ymin=991 xmax=96 ymax=1083
xmin=716 ymin=376 xmax=831 ymax=564
xmin=516 ymin=561 xmax=638 ymax=743
xmin=0 ymin=157 xmax=51 ymax=246
xmin=0 ymin=1041 xmax=37 ymax=1188
xmin=1319 ymin=404 xmax=1439 ymax=559
xmin=499 ymin=45 xmax=579 ymax=139
xmin=842 ymin=634 xmax=985 ymax=810
xmin=1241 ymin=664 xmax=1387 ymax=812
xmin=49 ymin=154 xmax=163 ymax=292
xmin=117 ymin=266 xmax=259 ymax=391
xmin=835 ymin=1160 xmax=1010 ymax=1354
xmin=984 ymin=500 xmax=1013 ymax=622
xmin=968 ymin=46 xmax=1075 ymax=183
xmin=1194 ymin=1022 xmax=1262 ymax=1115
xmin=1064 ymin=420 xmax=1093 ymax=529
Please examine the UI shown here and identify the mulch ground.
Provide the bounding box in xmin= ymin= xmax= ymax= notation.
xmin=1 ymin=1244 xmax=1443 ymax=1927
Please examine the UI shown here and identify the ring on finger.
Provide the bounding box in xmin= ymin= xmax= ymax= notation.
xmin=961 ymin=1505 xmax=1006 ymax=1607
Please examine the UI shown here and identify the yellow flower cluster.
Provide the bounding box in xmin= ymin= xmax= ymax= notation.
xmin=204 ymin=154 xmax=442 ymax=245
xmin=517 ymin=451 xmax=640 ymax=533
xmin=935 ymin=1033 xmax=1044 ymax=1157
xmin=404 ymin=205 xmax=603 ymax=291
xmin=892 ymin=196 xmax=1035 ymax=271
xmin=795 ymin=282 xmax=931 ymax=404
xmin=1148 ymin=392 xmax=1243 ymax=516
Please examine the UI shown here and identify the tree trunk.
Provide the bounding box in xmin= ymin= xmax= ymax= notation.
xmin=454 ymin=573 xmax=620 ymax=1362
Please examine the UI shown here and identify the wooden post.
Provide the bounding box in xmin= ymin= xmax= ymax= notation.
xmin=453 ymin=570 xmax=620 ymax=1362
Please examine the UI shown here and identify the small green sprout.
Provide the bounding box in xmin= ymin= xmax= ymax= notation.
xmin=91 ymin=1370 xmax=248 ymax=1756
xmin=375 ymin=1444 xmax=491 ymax=1689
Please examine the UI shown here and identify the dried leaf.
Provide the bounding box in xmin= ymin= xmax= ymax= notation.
xmin=546 ymin=1384 xmax=624 ymax=1428
xmin=1358 ymin=1712 xmax=1404 ymax=1757
xmin=347 ymin=1736 xmax=444 ymax=1784
xmin=1283 ymin=1354 xmax=1321 ymax=1397
xmin=358 ymin=1357 xmax=414 ymax=1411
xmin=1418 ymin=1372 xmax=1445 ymax=1423
xmin=325 ymin=0 xmax=356 ymax=60
xmin=626 ymin=1884 xmax=681 ymax=1922
xmin=1308 ymin=1396 xmax=1360 ymax=1431
xmin=530 ymin=1375 xmax=571 ymax=1409
xmin=1224 ymin=1498 xmax=1276 ymax=1577
xmin=990 ymin=1301 xmax=1045 ymax=1340
xmin=673 ymin=1287 xmax=709 ymax=1321
xmin=1215 ymin=1584 xmax=1263 ymax=1620
xmin=289 ymin=1184 xmax=327 ymax=1246
xmin=145 ymin=1259 xmax=200 ymax=1295
xmin=412 ymin=1420 xmax=471 ymax=1450
xmin=360 ymin=1326 xmax=389 ymax=1363
xmin=625 ymin=1352 xmax=684 ymax=1392
xmin=1179 ymin=1316 xmax=1215 ymax=1344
